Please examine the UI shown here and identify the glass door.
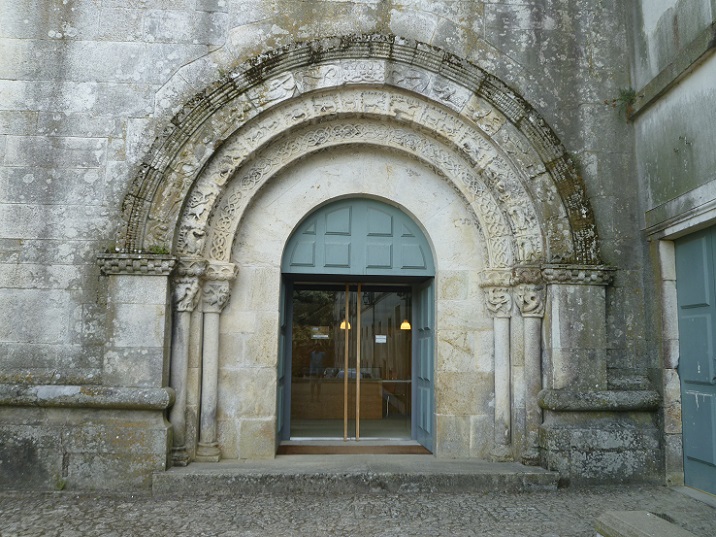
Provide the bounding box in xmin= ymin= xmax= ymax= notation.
xmin=289 ymin=283 xmax=412 ymax=440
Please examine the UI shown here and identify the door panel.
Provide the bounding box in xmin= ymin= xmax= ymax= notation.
xmin=675 ymin=227 xmax=716 ymax=494
xmin=415 ymin=280 xmax=435 ymax=451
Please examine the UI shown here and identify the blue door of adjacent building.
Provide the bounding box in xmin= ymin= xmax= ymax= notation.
xmin=675 ymin=227 xmax=716 ymax=494
xmin=278 ymin=199 xmax=435 ymax=452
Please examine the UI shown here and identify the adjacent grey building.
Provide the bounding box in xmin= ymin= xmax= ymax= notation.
xmin=1 ymin=0 xmax=715 ymax=495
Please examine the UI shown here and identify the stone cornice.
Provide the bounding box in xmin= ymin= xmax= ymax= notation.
xmin=541 ymin=265 xmax=615 ymax=286
xmin=538 ymin=389 xmax=660 ymax=412
xmin=0 ymin=385 xmax=175 ymax=410
xmin=97 ymin=253 xmax=176 ymax=276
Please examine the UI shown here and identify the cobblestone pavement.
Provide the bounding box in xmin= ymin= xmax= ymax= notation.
xmin=1 ymin=485 xmax=715 ymax=537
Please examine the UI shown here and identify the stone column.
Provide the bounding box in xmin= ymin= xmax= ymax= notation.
xmin=169 ymin=257 xmax=206 ymax=466
xmin=195 ymin=261 xmax=237 ymax=462
xmin=482 ymin=271 xmax=513 ymax=460
xmin=513 ymin=267 xmax=545 ymax=465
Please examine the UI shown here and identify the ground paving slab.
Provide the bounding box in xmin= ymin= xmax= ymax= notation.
xmin=1 ymin=457 xmax=716 ymax=537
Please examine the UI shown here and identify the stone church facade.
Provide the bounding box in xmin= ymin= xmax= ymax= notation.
xmin=1 ymin=1 xmax=715 ymax=493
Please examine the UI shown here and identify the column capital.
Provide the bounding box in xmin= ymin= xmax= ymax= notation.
xmin=515 ymin=283 xmax=546 ymax=318
xmin=202 ymin=279 xmax=232 ymax=313
xmin=512 ymin=265 xmax=543 ymax=286
xmin=175 ymin=256 xmax=208 ymax=278
xmin=173 ymin=278 xmax=202 ymax=312
xmin=205 ymin=260 xmax=238 ymax=282
xmin=484 ymin=286 xmax=512 ymax=318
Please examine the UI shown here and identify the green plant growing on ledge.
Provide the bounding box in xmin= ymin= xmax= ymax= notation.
xmin=604 ymin=87 xmax=638 ymax=121
xmin=146 ymin=244 xmax=171 ymax=255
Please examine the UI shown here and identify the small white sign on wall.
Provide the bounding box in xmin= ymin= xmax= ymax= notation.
xmin=375 ymin=335 xmax=387 ymax=343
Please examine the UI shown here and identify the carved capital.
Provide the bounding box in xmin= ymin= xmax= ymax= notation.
xmin=205 ymin=261 xmax=238 ymax=282
xmin=511 ymin=265 xmax=542 ymax=286
xmin=479 ymin=270 xmax=513 ymax=289
xmin=202 ymin=280 xmax=231 ymax=313
xmin=175 ymin=256 xmax=207 ymax=278
xmin=515 ymin=284 xmax=545 ymax=318
xmin=97 ymin=253 xmax=176 ymax=276
xmin=541 ymin=264 xmax=615 ymax=286
xmin=484 ymin=286 xmax=512 ymax=318
xmin=173 ymin=277 xmax=202 ymax=312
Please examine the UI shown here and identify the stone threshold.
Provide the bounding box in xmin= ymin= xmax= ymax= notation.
xmin=152 ymin=455 xmax=559 ymax=497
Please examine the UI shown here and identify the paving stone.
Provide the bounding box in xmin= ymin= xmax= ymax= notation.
xmin=1 ymin=485 xmax=715 ymax=537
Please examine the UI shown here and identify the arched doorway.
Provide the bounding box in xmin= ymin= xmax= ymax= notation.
xmin=278 ymin=198 xmax=436 ymax=452
xmin=101 ymin=36 xmax=616 ymax=472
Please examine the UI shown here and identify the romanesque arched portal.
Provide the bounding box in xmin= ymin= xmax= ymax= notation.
xmin=98 ymin=35 xmax=614 ymax=466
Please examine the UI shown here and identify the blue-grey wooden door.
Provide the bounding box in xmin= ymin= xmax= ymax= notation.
xmin=675 ymin=227 xmax=716 ymax=494
xmin=283 ymin=199 xmax=434 ymax=277
xmin=414 ymin=280 xmax=435 ymax=452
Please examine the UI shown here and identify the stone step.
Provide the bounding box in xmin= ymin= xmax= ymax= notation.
xmin=152 ymin=455 xmax=560 ymax=497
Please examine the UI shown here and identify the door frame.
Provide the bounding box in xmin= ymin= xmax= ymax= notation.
xmin=277 ymin=275 xmax=435 ymax=450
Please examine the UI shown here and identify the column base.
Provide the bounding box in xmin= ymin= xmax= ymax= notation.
xmin=171 ymin=445 xmax=191 ymax=467
xmin=521 ymin=449 xmax=540 ymax=466
xmin=195 ymin=442 xmax=221 ymax=462
xmin=491 ymin=444 xmax=512 ymax=462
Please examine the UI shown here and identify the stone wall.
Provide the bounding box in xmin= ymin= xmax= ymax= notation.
xmin=631 ymin=0 xmax=716 ymax=486
xmin=0 ymin=1 xmax=658 ymax=490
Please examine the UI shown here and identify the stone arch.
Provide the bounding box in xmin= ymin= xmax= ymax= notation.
xmin=100 ymin=35 xmax=618 ymax=466
xmin=117 ymin=35 xmax=600 ymax=267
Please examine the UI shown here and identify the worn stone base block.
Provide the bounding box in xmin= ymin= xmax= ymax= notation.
xmin=595 ymin=510 xmax=697 ymax=537
xmin=539 ymin=412 xmax=661 ymax=484
xmin=0 ymin=407 xmax=171 ymax=491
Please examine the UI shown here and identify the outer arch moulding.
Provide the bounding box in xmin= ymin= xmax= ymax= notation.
xmin=117 ymin=34 xmax=600 ymax=266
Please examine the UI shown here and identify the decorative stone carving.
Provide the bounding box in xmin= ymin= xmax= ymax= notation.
xmin=175 ymin=257 xmax=207 ymax=278
xmin=117 ymin=36 xmax=599 ymax=268
xmin=205 ymin=261 xmax=238 ymax=282
xmin=97 ymin=253 xmax=175 ymax=276
xmin=484 ymin=287 xmax=512 ymax=318
xmin=201 ymin=115 xmax=530 ymax=265
xmin=515 ymin=284 xmax=546 ymax=318
xmin=542 ymin=265 xmax=615 ymax=286
xmin=202 ymin=280 xmax=231 ymax=314
xmin=201 ymin=261 xmax=237 ymax=313
xmin=173 ymin=278 xmax=202 ymax=313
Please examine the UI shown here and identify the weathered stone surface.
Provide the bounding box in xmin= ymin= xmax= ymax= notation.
xmin=0 ymin=384 xmax=174 ymax=410
xmin=0 ymin=0 xmax=708 ymax=491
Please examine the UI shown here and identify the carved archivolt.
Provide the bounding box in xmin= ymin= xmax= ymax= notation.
xmin=117 ymin=35 xmax=600 ymax=268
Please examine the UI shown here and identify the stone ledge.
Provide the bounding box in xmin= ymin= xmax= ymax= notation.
xmin=538 ymin=390 xmax=660 ymax=412
xmin=97 ymin=253 xmax=176 ymax=276
xmin=0 ymin=384 xmax=175 ymax=410
xmin=595 ymin=511 xmax=696 ymax=537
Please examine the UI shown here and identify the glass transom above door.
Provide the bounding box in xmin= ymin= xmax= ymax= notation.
xmin=282 ymin=199 xmax=435 ymax=276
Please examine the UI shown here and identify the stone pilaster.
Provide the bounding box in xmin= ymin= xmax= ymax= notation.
xmin=98 ymin=254 xmax=176 ymax=388
xmin=195 ymin=261 xmax=237 ymax=463
xmin=169 ymin=257 xmax=206 ymax=466
xmin=541 ymin=265 xmax=614 ymax=392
